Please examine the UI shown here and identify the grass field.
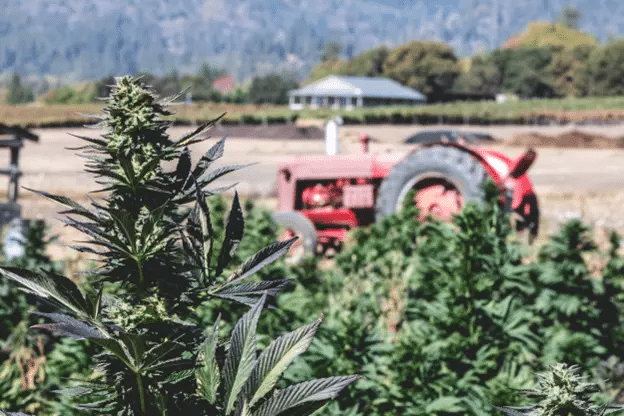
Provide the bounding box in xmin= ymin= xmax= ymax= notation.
xmin=4 ymin=95 xmax=624 ymax=127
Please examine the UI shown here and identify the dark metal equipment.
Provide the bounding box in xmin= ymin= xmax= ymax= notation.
xmin=0 ymin=123 xmax=38 ymax=225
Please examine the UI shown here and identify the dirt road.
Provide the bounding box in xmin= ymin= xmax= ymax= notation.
xmin=11 ymin=123 xmax=624 ymax=258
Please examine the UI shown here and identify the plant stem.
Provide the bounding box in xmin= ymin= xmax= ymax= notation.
xmin=136 ymin=372 xmax=147 ymax=415
xmin=136 ymin=257 xmax=145 ymax=295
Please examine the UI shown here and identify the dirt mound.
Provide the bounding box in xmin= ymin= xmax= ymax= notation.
xmin=213 ymin=124 xmax=324 ymax=140
xmin=509 ymin=130 xmax=624 ymax=149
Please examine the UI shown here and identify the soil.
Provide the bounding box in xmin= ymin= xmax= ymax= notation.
xmin=7 ymin=123 xmax=624 ymax=259
xmin=508 ymin=130 xmax=624 ymax=149
xmin=213 ymin=123 xmax=324 ymax=140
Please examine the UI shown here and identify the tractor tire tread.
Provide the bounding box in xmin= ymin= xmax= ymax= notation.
xmin=375 ymin=145 xmax=488 ymax=221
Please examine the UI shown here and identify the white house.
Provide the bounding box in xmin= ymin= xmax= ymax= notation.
xmin=288 ymin=75 xmax=426 ymax=110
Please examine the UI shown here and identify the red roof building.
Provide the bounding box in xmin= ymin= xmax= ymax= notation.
xmin=212 ymin=75 xmax=234 ymax=95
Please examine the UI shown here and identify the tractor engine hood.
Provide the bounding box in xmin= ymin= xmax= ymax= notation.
xmin=278 ymin=153 xmax=406 ymax=181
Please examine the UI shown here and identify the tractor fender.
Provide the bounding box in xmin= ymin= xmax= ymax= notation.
xmin=420 ymin=142 xmax=536 ymax=211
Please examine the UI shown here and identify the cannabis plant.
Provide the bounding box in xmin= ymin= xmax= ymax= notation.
xmin=497 ymin=363 xmax=624 ymax=416
xmin=1 ymin=219 xmax=92 ymax=415
xmin=0 ymin=76 xmax=358 ymax=415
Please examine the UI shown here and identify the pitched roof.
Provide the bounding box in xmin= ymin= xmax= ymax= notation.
xmin=289 ymin=76 xmax=426 ymax=101
xmin=211 ymin=75 xmax=234 ymax=95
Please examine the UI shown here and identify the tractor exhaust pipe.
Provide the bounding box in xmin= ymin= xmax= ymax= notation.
xmin=325 ymin=116 xmax=343 ymax=155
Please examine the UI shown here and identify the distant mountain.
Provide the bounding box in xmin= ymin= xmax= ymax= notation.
xmin=1 ymin=0 xmax=621 ymax=82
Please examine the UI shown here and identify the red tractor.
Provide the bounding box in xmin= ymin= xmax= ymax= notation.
xmin=273 ymin=134 xmax=539 ymax=259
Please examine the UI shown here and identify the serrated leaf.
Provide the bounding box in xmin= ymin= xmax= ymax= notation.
xmin=251 ymin=375 xmax=361 ymax=416
xmin=0 ymin=267 xmax=90 ymax=319
xmin=175 ymin=116 xmax=223 ymax=148
xmin=223 ymin=294 xmax=266 ymax=415
xmin=195 ymin=186 xmax=214 ymax=280
xmin=176 ymin=146 xmax=192 ymax=185
xmin=192 ymin=136 xmax=226 ymax=179
xmin=246 ymin=317 xmax=322 ymax=406
xmin=31 ymin=312 xmax=106 ymax=339
xmin=493 ymin=406 xmax=534 ymax=416
xmin=197 ymin=318 xmax=221 ymax=404
xmin=216 ymin=192 xmax=244 ymax=276
xmin=224 ymin=239 xmax=297 ymax=287
xmin=117 ymin=154 xmax=136 ymax=188
xmin=198 ymin=163 xmax=255 ymax=187
xmin=90 ymin=338 xmax=134 ymax=370
xmin=24 ymin=188 xmax=92 ymax=217
xmin=68 ymin=133 xmax=108 ymax=147
xmin=215 ymin=280 xmax=292 ymax=299
xmin=425 ymin=396 xmax=465 ymax=413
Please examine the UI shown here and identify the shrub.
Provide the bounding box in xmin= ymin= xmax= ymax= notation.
xmin=43 ymin=84 xmax=96 ymax=104
xmin=0 ymin=220 xmax=93 ymax=415
xmin=6 ymin=73 xmax=34 ymax=105
xmin=276 ymin=185 xmax=624 ymax=415
xmin=0 ymin=76 xmax=358 ymax=415
xmin=497 ymin=363 xmax=624 ymax=416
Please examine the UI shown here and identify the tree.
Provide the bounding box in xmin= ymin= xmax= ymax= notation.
xmin=150 ymin=70 xmax=183 ymax=98
xmin=6 ymin=73 xmax=34 ymax=104
xmin=185 ymin=63 xmax=226 ymax=101
xmin=490 ymin=47 xmax=556 ymax=98
xmin=583 ymin=40 xmax=624 ymax=96
xmin=547 ymin=44 xmax=596 ymax=97
xmin=382 ymin=41 xmax=461 ymax=100
xmin=94 ymin=75 xmax=117 ymax=99
xmin=560 ymin=6 xmax=582 ymax=30
xmin=503 ymin=21 xmax=596 ymax=50
xmin=248 ymin=74 xmax=298 ymax=105
xmin=321 ymin=41 xmax=342 ymax=62
xmin=453 ymin=55 xmax=502 ymax=95
xmin=342 ymin=46 xmax=389 ymax=77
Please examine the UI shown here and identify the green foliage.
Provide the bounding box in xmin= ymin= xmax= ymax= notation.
xmin=43 ymin=84 xmax=96 ymax=104
xmin=491 ymin=47 xmax=556 ymax=98
xmin=454 ymin=55 xmax=502 ymax=95
xmin=508 ymin=22 xmax=596 ymax=49
xmin=248 ymin=74 xmax=298 ymax=105
xmin=0 ymin=76 xmax=357 ymax=415
xmin=6 ymin=73 xmax=34 ymax=104
xmin=498 ymin=363 xmax=624 ymax=416
xmin=341 ymin=46 xmax=389 ymax=78
xmin=256 ymin=185 xmax=624 ymax=416
xmin=383 ymin=41 xmax=461 ymax=99
xmin=560 ymin=7 xmax=582 ymax=31
xmin=306 ymin=40 xmax=460 ymax=99
xmin=582 ymin=40 xmax=624 ymax=97
xmin=532 ymin=221 xmax=622 ymax=370
xmin=321 ymin=42 xmax=342 ymax=62
xmin=0 ymin=220 xmax=93 ymax=415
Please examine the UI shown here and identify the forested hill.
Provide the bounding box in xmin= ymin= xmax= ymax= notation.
xmin=1 ymin=0 xmax=621 ymax=82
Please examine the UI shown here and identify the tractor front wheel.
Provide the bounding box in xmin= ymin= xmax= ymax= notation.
xmin=271 ymin=211 xmax=318 ymax=263
xmin=375 ymin=145 xmax=488 ymax=221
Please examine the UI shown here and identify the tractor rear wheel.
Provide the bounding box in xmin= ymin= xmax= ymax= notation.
xmin=271 ymin=211 xmax=318 ymax=263
xmin=375 ymin=145 xmax=488 ymax=221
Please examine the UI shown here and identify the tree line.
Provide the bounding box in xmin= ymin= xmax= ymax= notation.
xmin=308 ymin=23 xmax=624 ymax=102
xmin=2 ymin=64 xmax=298 ymax=106
xmin=5 ymin=22 xmax=624 ymax=106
